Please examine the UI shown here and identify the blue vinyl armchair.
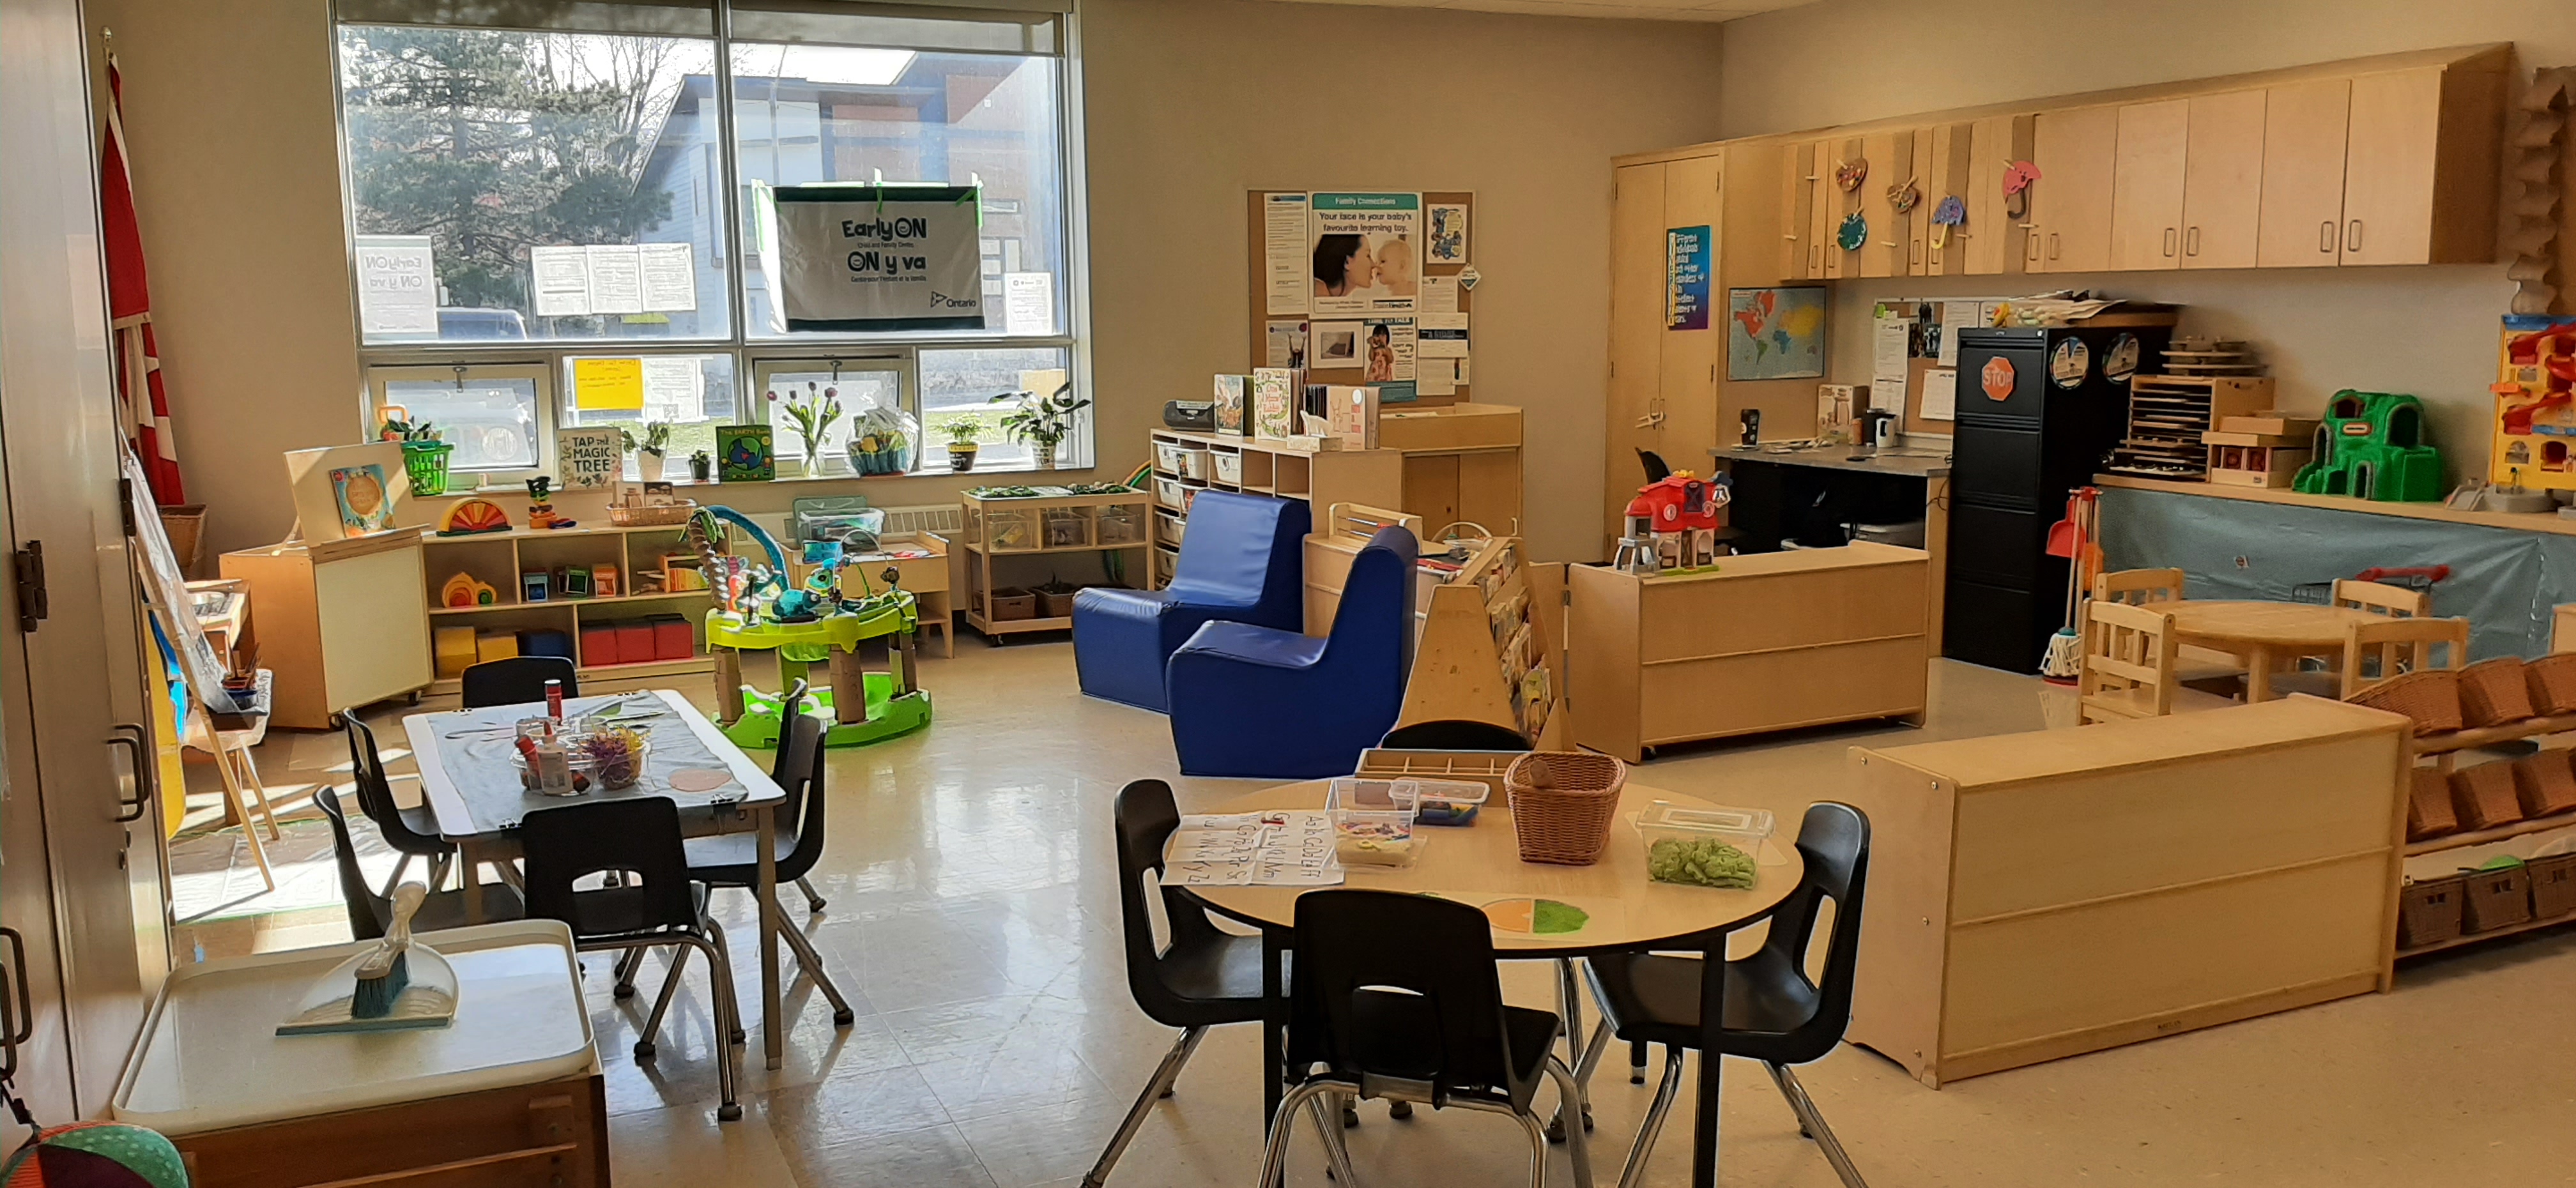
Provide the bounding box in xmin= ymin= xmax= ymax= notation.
xmin=1072 ymin=491 xmax=1309 ymax=713
xmin=1167 ymin=525 xmax=1418 ymax=779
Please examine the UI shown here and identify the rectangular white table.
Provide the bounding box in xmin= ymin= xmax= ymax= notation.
xmin=402 ymin=689 xmax=794 ymax=1070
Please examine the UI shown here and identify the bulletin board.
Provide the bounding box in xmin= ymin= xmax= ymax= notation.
xmin=1244 ymin=190 xmax=1476 ymax=407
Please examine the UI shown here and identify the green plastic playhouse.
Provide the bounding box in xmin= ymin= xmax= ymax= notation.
xmin=2292 ymin=390 xmax=2446 ymax=502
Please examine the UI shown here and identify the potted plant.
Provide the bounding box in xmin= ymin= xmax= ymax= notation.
xmin=991 ymin=381 xmax=1091 ymax=470
xmin=943 ymin=414 xmax=985 ymax=472
xmin=621 ymin=421 xmax=673 ymax=482
xmin=381 ymin=417 xmax=453 ymax=496
xmin=778 ymin=383 xmax=844 ymax=476
xmin=847 ymin=402 xmax=917 ymax=475
xmin=689 ymin=448 xmax=713 ymax=482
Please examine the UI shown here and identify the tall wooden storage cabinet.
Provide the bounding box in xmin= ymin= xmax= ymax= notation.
xmin=220 ymin=531 xmax=433 ymax=729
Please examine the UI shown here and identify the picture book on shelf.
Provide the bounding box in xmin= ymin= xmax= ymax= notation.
xmin=1251 ymin=368 xmax=1300 ymax=441
xmin=1213 ymin=374 xmax=1250 ymax=436
xmin=329 ymin=464 xmax=394 ymax=537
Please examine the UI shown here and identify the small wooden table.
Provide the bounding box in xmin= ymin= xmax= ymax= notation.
xmin=1181 ymin=780 xmax=1804 ymax=1188
xmin=2165 ymin=601 xmax=2382 ymax=701
xmin=403 ymin=690 xmax=795 ymax=1072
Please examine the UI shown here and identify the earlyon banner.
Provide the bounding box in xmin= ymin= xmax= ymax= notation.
xmin=767 ymin=185 xmax=985 ymax=333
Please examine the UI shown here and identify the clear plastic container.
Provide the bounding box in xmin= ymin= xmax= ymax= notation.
xmin=1331 ymin=807 xmax=1419 ymax=868
xmin=1393 ymin=779 xmax=1490 ymax=826
xmin=1096 ymin=505 xmax=1146 ymax=545
xmin=1636 ymin=800 xmax=1774 ymax=889
xmin=1042 ymin=506 xmax=1094 ymax=549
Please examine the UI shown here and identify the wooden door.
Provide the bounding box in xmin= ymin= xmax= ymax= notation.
xmin=2181 ymin=89 xmax=2266 ymax=269
xmin=1965 ymin=114 xmax=2032 ymax=277
xmin=1779 ymin=141 xmax=1814 ymax=280
xmin=2255 ymin=77 xmax=2350 ymax=268
xmin=1858 ymin=130 xmax=1910 ymax=278
xmin=1820 ymin=136 xmax=1860 ymax=280
xmin=1607 ymin=162 xmax=1666 ymax=545
xmin=2340 ymin=68 xmax=2443 ymax=266
xmin=1904 ymin=127 xmax=1936 ymax=276
xmin=1660 ymin=154 xmax=1724 ymax=477
xmin=2109 ymin=100 xmax=2188 ymax=271
xmin=1925 ymin=122 xmax=1973 ymax=275
xmin=2030 ymin=105 xmax=2119 ymax=273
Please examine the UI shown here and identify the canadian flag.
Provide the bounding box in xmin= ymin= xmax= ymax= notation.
xmin=102 ymin=52 xmax=186 ymax=505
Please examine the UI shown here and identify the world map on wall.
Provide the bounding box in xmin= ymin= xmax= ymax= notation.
xmin=1726 ymin=287 xmax=1827 ymax=381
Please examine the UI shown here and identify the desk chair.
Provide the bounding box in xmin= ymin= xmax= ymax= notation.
xmin=1580 ymin=802 xmax=1873 ymax=1188
xmin=460 ymin=656 xmax=579 ymax=709
xmin=522 ymin=797 xmax=746 ymax=1120
xmin=316 ymin=786 xmax=519 ymax=939
xmin=2078 ymin=600 xmax=2234 ymax=723
xmin=1259 ymin=888 xmax=1591 ymax=1188
xmin=2090 ymin=568 xmax=2246 ymax=689
xmin=1072 ymin=491 xmax=1309 ymax=713
xmin=343 ymin=718 xmax=457 ymax=897
xmin=1083 ymin=780 xmax=1273 ymax=1187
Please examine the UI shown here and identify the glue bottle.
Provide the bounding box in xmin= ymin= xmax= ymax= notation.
xmin=544 ymin=678 xmax=565 ymax=724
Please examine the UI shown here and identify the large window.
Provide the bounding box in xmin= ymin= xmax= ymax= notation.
xmin=335 ymin=0 xmax=1082 ymax=485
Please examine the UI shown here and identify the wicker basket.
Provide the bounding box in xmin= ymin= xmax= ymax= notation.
xmin=2396 ymin=874 xmax=2466 ymax=949
xmin=2344 ymin=669 xmax=2464 ymax=735
xmin=1503 ymin=751 xmax=1628 ymax=865
xmin=609 ymin=500 xmax=700 ymax=527
xmin=2450 ymin=761 xmax=2524 ymax=830
xmin=2406 ymin=766 xmax=2459 ymax=841
xmin=2531 ymin=853 xmax=2576 ymax=920
xmin=2459 ymin=657 xmax=2536 ymax=727
xmin=2463 ymin=864 xmax=2534 ymax=933
xmin=2528 ymin=654 xmax=2576 ymax=716
xmin=2514 ymin=750 xmax=2576 ymax=818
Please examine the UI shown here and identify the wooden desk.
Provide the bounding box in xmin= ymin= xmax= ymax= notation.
xmin=2166 ymin=601 xmax=2381 ymax=701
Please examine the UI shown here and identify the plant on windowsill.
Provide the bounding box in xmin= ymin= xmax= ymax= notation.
xmin=991 ymin=381 xmax=1089 ymax=471
xmin=379 ymin=417 xmax=454 ymax=496
xmin=620 ymin=421 xmax=673 ymax=482
xmin=944 ymin=414 xmax=985 ymax=473
xmin=689 ymin=449 xmax=713 ymax=482
xmin=779 ymin=383 xmax=844 ymax=478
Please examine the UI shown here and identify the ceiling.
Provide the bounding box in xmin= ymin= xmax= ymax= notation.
xmin=1258 ymin=0 xmax=1817 ymax=22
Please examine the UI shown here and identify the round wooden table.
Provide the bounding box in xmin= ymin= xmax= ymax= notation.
xmin=1177 ymin=779 xmax=1804 ymax=1188
xmin=2165 ymin=601 xmax=2382 ymax=701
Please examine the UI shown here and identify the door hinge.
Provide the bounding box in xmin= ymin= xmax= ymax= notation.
xmin=11 ymin=542 xmax=45 ymax=634
xmin=118 ymin=476 xmax=137 ymax=538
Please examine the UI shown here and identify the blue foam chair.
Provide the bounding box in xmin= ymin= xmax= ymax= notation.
xmin=1073 ymin=491 xmax=1310 ymax=713
xmin=1167 ymin=525 xmax=1418 ymax=779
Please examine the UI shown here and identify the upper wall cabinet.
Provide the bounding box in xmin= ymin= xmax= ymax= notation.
xmin=2028 ymin=105 xmax=2119 ymax=274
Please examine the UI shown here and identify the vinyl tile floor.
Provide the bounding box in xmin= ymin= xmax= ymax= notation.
xmin=170 ymin=637 xmax=2576 ymax=1187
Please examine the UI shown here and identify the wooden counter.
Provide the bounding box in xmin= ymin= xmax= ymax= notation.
xmin=1841 ymin=697 xmax=2410 ymax=1087
xmin=1568 ymin=542 xmax=1928 ymax=761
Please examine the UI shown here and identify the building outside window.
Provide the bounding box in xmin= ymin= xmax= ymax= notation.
xmin=334 ymin=0 xmax=1083 ymax=485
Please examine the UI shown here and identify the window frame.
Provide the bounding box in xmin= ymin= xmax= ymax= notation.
xmin=332 ymin=1 xmax=1093 ymax=485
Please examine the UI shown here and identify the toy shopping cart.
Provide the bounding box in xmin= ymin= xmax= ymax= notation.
xmin=2289 ymin=565 xmax=2452 ymax=605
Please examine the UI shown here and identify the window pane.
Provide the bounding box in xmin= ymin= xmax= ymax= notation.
xmin=922 ymin=346 xmax=1066 ymax=469
xmin=730 ymin=43 xmax=1066 ymax=340
xmin=755 ymin=364 xmax=907 ymax=468
xmin=381 ymin=375 xmax=542 ymax=471
xmin=560 ymin=353 xmax=739 ymax=476
xmin=339 ymin=26 xmax=732 ymax=344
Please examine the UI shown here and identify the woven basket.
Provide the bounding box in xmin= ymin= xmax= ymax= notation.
xmin=2459 ymin=657 xmax=2536 ymax=727
xmin=2396 ymin=874 xmax=2466 ymax=950
xmin=609 ymin=500 xmax=700 ymax=526
xmin=2464 ymin=864 xmax=2534 ymax=933
xmin=1503 ymin=751 xmax=1627 ymax=865
xmin=2406 ymin=766 xmax=2459 ymax=841
xmin=2531 ymin=853 xmax=2576 ymax=920
xmin=2514 ymin=750 xmax=2576 ymax=818
xmin=2451 ymin=761 xmax=2525 ymax=830
xmin=2528 ymin=653 xmax=2576 ymax=716
xmin=2345 ymin=669 xmax=2463 ymax=735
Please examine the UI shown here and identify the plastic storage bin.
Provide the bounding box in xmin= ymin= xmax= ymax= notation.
xmin=1636 ymin=800 xmax=1773 ymax=888
xmin=1213 ymin=452 xmax=1244 ymax=485
xmin=983 ymin=507 xmax=1041 ymax=552
xmin=1153 ymin=440 xmax=1189 ymax=473
xmin=1043 ymin=506 xmax=1094 ymax=549
xmin=1096 ymin=504 xmax=1146 ymax=545
xmin=1395 ymin=779 xmax=1491 ymax=826
xmin=1331 ymin=807 xmax=1419 ymax=868
xmin=1154 ymin=475 xmax=1192 ymax=509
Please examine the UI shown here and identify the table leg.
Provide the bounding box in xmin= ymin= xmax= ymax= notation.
xmin=716 ymin=647 xmax=745 ymax=724
xmin=758 ymin=804 xmax=783 ymax=1071
xmin=829 ymin=644 xmax=869 ymax=725
xmin=1262 ymin=927 xmax=1286 ymax=1147
xmin=2244 ymin=644 xmax=2277 ymax=703
xmin=1692 ymin=931 xmax=1728 ymax=1188
xmin=459 ymin=840 xmax=489 ymax=924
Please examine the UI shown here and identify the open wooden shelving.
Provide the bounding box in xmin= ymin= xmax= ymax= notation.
xmin=2398 ymin=907 xmax=2576 ymax=957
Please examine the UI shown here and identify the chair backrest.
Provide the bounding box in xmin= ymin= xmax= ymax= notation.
xmin=1113 ymin=779 xmax=1227 ymax=1023
xmin=1637 ymin=448 xmax=1672 ymax=484
xmin=2333 ymin=578 xmax=2429 ymax=618
xmin=2082 ymin=598 xmax=2180 ymax=713
xmin=519 ymin=798 xmax=698 ymax=938
xmin=342 ymin=718 xmax=443 ymax=851
xmin=2092 ymin=567 xmax=2186 ymax=605
xmin=2342 ymin=615 xmax=2470 ymax=697
xmin=776 ymin=710 xmax=830 ymax=882
xmin=770 ymin=678 xmax=811 ymax=788
xmin=1751 ymin=802 xmax=1871 ymax=1062
xmin=460 ymin=656 xmax=579 ymax=709
xmin=1327 ymin=526 xmax=1420 ymax=679
xmin=1287 ymin=889 xmax=1516 ymax=1102
xmin=313 ymin=786 xmax=389 ymax=941
xmin=1169 ymin=491 xmax=1310 ymax=611
xmin=1379 ymin=719 xmax=1529 ymax=751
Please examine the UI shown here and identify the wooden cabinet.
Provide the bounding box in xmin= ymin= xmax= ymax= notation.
xmin=219 ymin=529 xmax=432 ymax=729
xmin=1857 ymin=128 xmax=1910 ymax=278
xmin=1963 ymin=114 xmax=2032 ymax=276
xmin=1922 ymin=122 xmax=1974 ymax=275
xmin=2256 ymin=77 xmax=2352 ymax=266
xmin=2341 ymin=65 xmax=2505 ymax=266
xmin=2181 ymin=89 xmax=2266 ymax=269
xmin=1818 ymin=136 xmax=1860 ymax=280
xmin=2109 ymin=100 xmax=2188 ymax=270
xmin=1778 ymin=141 xmax=1815 ymax=281
xmin=2029 ymin=105 xmax=2118 ymax=273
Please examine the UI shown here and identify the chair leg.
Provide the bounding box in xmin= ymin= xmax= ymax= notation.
xmin=1549 ymin=960 xmax=1591 ymax=1141
xmin=705 ymin=917 xmax=747 ymax=1046
xmin=1515 ymin=1101 xmax=1551 ymax=1188
xmin=1257 ymin=1082 xmax=1334 ymax=1188
xmin=774 ymin=909 xmax=857 ymax=1025
xmin=1766 ymin=1063 xmax=1869 ymax=1188
xmin=635 ymin=946 xmax=689 ymax=1060
xmin=1079 ymin=1026 xmax=1205 ymax=1188
xmin=1542 ymin=1055 xmax=1594 ymax=1188
xmin=1629 ymin=1040 xmax=1647 ymax=1085
xmin=425 ymin=851 xmax=453 ymax=894
xmin=612 ymin=948 xmax=645 ymax=1000
xmin=681 ymin=934 xmax=744 ymax=1122
xmin=795 ymin=875 xmax=827 ymax=912
xmin=1616 ymin=1047 xmax=1685 ymax=1188
xmin=377 ymin=852 xmax=415 ymax=902
xmin=1307 ymin=1093 xmax=1362 ymax=1188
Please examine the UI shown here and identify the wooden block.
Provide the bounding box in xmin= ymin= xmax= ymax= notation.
xmin=2220 ymin=412 xmax=2322 ymax=438
xmin=433 ymin=626 xmax=479 ymax=680
xmin=579 ymin=625 xmax=620 ymax=667
xmin=475 ymin=631 xmax=521 ymax=663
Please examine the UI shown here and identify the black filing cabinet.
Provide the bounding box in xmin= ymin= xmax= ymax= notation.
xmin=1944 ymin=323 xmax=2170 ymax=672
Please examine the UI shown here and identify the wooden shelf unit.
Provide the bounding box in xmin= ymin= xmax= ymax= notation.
xmin=420 ymin=520 xmax=717 ymax=691
xmin=956 ymin=487 xmax=1151 ymax=639
xmin=1395 ymin=535 xmax=1565 ymax=747
xmin=2104 ymin=376 xmax=2277 ymax=481
xmin=2392 ymin=712 xmax=2576 ymax=961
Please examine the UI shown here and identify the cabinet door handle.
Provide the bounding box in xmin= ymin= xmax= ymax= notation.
xmin=2320 ymin=220 xmax=2336 ymax=254
xmin=2048 ymin=232 xmax=2062 ymax=260
xmin=107 ymin=724 xmax=151 ymax=824
xmin=2346 ymin=220 xmax=2363 ymax=254
xmin=2186 ymin=226 xmax=2200 ymax=257
xmin=0 ymin=926 xmax=27 ymax=1081
xmin=2163 ymin=227 xmax=2177 ymax=257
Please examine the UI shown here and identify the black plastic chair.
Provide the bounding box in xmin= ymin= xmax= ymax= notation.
xmin=769 ymin=680 xmax=826 ymax=912
xmin=521 ymin=797 xmax=745 ymax=1120
xmin=1580 ymin=802 xmax=1872 ymax=1188
xmin=1082 ymin=780 xmax=1274 ymax=1187
xmin=342 ymin=718 xmax=456 ymax=896
xmin=1379 ymin=719 xmax=1531 ymax=751
xmin=677 ymin=708 xmax=855 ymax=1028
xmin=315 ymin=786 xmax=519 ymax=940
xmin=459 ymin=656 xmax=578 ymax=709
xmin=1259 ymin=888 xmax=1591 ymax=1188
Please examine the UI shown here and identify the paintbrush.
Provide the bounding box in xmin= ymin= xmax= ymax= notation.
xmin=351 ymin=882 xmax=424 ymax=1019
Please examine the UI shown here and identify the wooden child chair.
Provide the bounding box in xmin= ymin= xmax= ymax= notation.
xmin=2338 ymin=616 xmax=2469 ymax=697
xmin=2090 ymin=567 xmax=2246 ymax=689
xmin=2269 ymin=582 xmax=2442 ymax=697
xmin=2332 ymin=578 xmax=2432 ymax=618
xmin=2079 ymin=599 xmax=2235 ymax=724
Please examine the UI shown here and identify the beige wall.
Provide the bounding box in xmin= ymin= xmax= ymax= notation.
xmin=93 ymin=0 xmax=1726 ymax=563
xmin=1717 ymin=0 xmax=2576 ymax=480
